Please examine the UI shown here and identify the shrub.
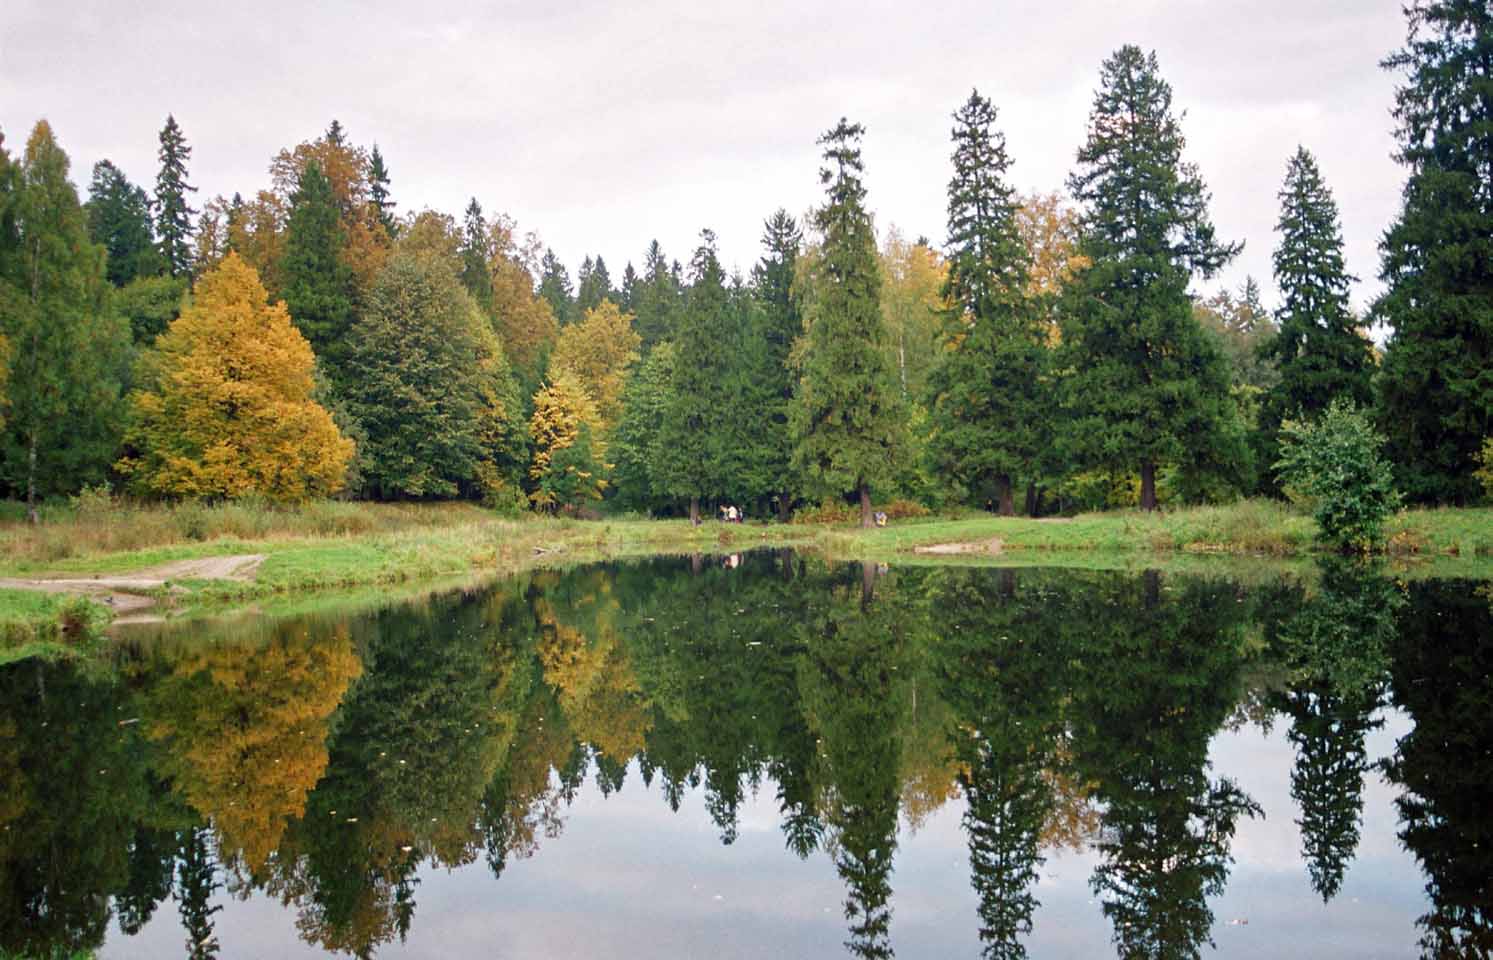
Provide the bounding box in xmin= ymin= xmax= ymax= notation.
xmin=1274 ymin=399 xmax=1400 ymax=552
xmin=1476 ymin=437 xmax=1493 ymax=501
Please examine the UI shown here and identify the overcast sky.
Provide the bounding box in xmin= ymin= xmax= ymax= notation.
xmin=2 ymin=0 xmax=1407 ymax=311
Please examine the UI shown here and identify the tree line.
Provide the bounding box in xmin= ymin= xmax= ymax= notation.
xmin=1 ymin=2 xmax=1489 ymax=524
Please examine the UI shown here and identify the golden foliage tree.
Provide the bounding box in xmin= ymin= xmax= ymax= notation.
xmin=119 ymin=252 xmax=354 ymax=500
xmin=487 ymin=219 xmax=558 ymax=383
xmin=1014 ymin=192 xmax=1089 ymax=345
xmin=528 ymin=369 xmax=606 ymax=511
xmin=548 ymin=298 xmax=641 ymax=428
xmin=879 ymin=226 xmax=949 ymax=400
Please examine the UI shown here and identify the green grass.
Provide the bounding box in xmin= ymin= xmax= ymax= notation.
xmin=0 ymin=588 xmax=109 ymax=657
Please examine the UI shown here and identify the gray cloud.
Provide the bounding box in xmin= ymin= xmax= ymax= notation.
xmin=3 ymin=0 xmax=1406 ymax=308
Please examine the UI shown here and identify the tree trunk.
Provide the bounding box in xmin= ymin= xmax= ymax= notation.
xmin=1144 ymin=569 xmax=1161 ymax=607
xmin=996 ymin=474 xmax=1015 ymax=517
xmin=1025 ymin=482 xmax=1038 ymax=517
xmin=998 ymin=568 xmax=1016 ymax=599
xmin=861 ymin=560 xmax=877 ymax=607
xmin=691 ymin=553 xmax=703 ymax=575
xmin=779 ymin=548 xmax=795 ymax=581
xmin=26 ymin=431 xmax=38 ymax=526
xmin=1140 ymin=461 xmax=1157 ymax=512
xmin=859 ymin=483 xmax=873 ymax=528
xmin=777 ymin=491 xmax=792 ymax=523
xmin=689 ymin=495 xmax=700 ymax=525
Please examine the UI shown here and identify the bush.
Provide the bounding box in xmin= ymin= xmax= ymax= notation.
xmin=1274 ymin=400 xmax=1401 ymax=552
xmin=1476 ymin=437 xmax=1493 ymax=501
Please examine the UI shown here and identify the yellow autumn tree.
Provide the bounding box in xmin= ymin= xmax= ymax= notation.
xmin=528 ymin=368 xmax=607 ymax=511
xmin=548 ymin=298 xmax=641 ymax=428
xmin=119 ymin=251 xmax=354 ymax=500
xmin=488 ymin=219 xmax=558 ymax=382
xmin=879 ymin=226 xmax=949 ymax=400
xmin=1015 ymin=192 xmax=1089 ymax=345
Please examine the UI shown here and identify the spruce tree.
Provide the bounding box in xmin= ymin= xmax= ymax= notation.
xmin=153 ymin=114 xmax=196 ymax=279
xmin=751 ymin=209 xmax=802 ymax=519
xmin=368 ymin=144 xmax=396 ymax=236
xmin=925 ymin=89 xmax=1048 ymax=515
xmin=280 ymin=161 xmax=355 ymax=373
xmin=791 ymin=119 xmax=905 ymax=527
xmin=1060 ymin=47 xmax=1243 ymax=510
xmin=1264 ymin=148 xmax=1373 ymax=419
xmin=620 ymin=262 xmax=639 ymax=312
xmin=538 ymin=248 xmax=575 ymax=326
xmin=460 ymin=198 xmax=493 ymax=306
xmin=1376 ymin=0 xmax=1493 ymax=504
xmin=576 ymin=254 xmax=614 ymax=313
xmin=85 ymin=160 xmax=160 ymax=285
xmin=657 ymin=230 xmax=735 ymax=523
xmin=634 ymin=240 xmax=682 ymax=351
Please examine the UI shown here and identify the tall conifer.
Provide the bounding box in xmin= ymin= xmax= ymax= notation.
xmin=926 ymin=90 xmax=1048 ymax=515
xmin=85 ymin=160 xmax=160 ymax=285
xmin=368 ymin=144 xmax=396 ymax=237
xmin=791 ymin=119 xmax=905 ymax=527
xmin=1376 ymin=0 xmax=1493 ymax=503
xmin=153 ymin=114 xmax=196 ymax=279
xmin=752 ymin=209 xmax=802 ymax=518
xmin=538 ymin=249 xmax=574 ymax=326
xmin=281 ymin=161 xmax=355 ymax=372
xmin=460 ymin=198 xmax=493 ymax=306
xmin=1060 ymin=47 xmax=1243 ymax=510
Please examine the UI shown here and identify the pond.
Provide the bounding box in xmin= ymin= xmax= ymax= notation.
xmin=1 ymin=553 xmax=1489 ymax=959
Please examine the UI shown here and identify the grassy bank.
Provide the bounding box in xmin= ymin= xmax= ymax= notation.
xmin=2 ymin=498 xmax=1490 ymax=654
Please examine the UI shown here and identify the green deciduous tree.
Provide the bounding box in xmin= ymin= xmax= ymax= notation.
xmin=791 ymin=119 xmax=906 ymax=527
xmin=0 ymin=121 xmax=132 ymax=521
xmin=926 ymin=90 xmax=1049 ymax=515
xmin=1375 ymin=0 xmax=1493 ymax=504
xmin=153 ymin=115 xmax=196 ymax=279
xmin=1274 ymin=399 xmax=1401 ymax=553
xmin=1060 ymin=47 xmax=1244 ymax=510
xmin=281 ymin=162 xmax=356 ymax=375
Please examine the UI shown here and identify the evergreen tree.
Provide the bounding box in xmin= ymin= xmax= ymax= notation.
xmin=460 ymin=198 xmax=493 ymax=306
xmin=925 ymin=89 xmax=1048 ymax=515
xmin=153 ymin=114 xmax=196 ymax=279
xmin=657 ymin=230 xmax=734 ymax=523
xmin=1263 ymin=148 xmax=1373 ymax=432
xmin=1060 ymin=47 xmax=1243 ymax=510
xmin=368 ymin=144 xmax=396 ymax=237
xmin=751 ymin=209 xmax=802 ymax=518
xmin=609 ymin=342 xmax=676 ymax=512
xmin=619 ymin=261 xmax=639 ymax=312
xmin=1375 ymin=0 xmax=1493 ymax=504
xmin=538 ymin=248 xmax=575 ymax=326
xmin=634 ymin=240 xmax=682 ymax=352
xmin=85 ymin=160 xmax=160 ymax=285
xmin=577 ymin=254 xmax=613 ymax=313
xmin=0 ymin=121 xmax=132 ymax=520
xmin=791 ymin=119 xmax=905 ymax=527
xmin=280 ymin=161 xmax=356 ymax=373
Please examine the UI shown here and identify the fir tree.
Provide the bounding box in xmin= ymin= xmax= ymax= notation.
xmin=85 ymin=160 xmax=160 ymax=285
xmin=1060 ymin=47 xmax=1244 ymax=510
xmin=576 ymin=254 xmax=614 ymax=313
xmin=281 ymin=161 xmax=356 ymax=373
xmin=634 ymin=240 xmax=682 ymax=351
xmin=1264 ymin=148 xmax=1373 ymax=421
xmin=153 ymin=114 xmax=196 ymax=279
xmin=926 ymin=89 xmax=1049 ymax=515
xmin=619 ymin=261 xmax=639 ymax=312
xmin=1375 ymin=0 xmax=1493 ymax=504
xmin=538 ymin=248 xmax=575 ymax=326
xmin=609 ymin=341 xmax=676 ymax=513
xmin=368 ymin=144 xmax=396 ymax=237
xmin=460 ymin=198 xmax=493 ymax=306
xmin=751 ymin=209 xmax=802 ymax=518
xmin=791 ymin=119 xmax=905 ymax=527
xmin=657 ymin=230 xmax=735 ymax=523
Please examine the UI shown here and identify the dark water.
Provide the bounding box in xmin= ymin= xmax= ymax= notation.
xmin=1 ymin=553 xmax=1489 ymax=959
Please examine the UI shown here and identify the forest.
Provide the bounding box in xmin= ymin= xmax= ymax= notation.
xmin=0 ymin=2 xmax=1489 ymax=530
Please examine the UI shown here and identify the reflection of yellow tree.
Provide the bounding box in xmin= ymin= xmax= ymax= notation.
xmin=146 ymin=624 xmax=361 ymax=873
xmin=0 ymin=717 xmax=28 ymax=842
xmin=534 ymin=574 xmax=652 ymax=762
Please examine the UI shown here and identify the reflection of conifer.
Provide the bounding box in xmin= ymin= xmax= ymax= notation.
xmin=175 ymin=827 xmax=223 ymax=960
xmin=118 ymin=827 xmax=177 ymax=935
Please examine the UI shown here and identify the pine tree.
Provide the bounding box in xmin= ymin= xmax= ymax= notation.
xmin=538 ymin=248 xmax=575 ymax=326
xmin=153 ymin=114 xmax=196 ymax=279
xmin=280 ymin=161 xmax=356 ymax=373
xmin=634 ymin=240 xmax=682 ymax=352
xmin=751 ymin=209 xmax=802 ymax=518
xmin=657 ymin=230 xmax=736 ymax=523
xmin=85 ymin=160 xmax=161 ymax=285
xmin=926 ymin=90 xmax=1049 ymax=515
xmin=118 ymin=252 xmax=353 ymax=501
xmin=1 ymin=121 xmax=132 ymax=520
xmin=1265 ymin=148 xmax=1373 ymax=418
xmin=577 ymin=254 xmax=615 ymax=313
xmin=619 ymin=262 xmax=639 ymax=312
xmin=1060 ymin=47 xmax=1244 ymax=510
xmin=368 ymin=144 xmax=396 ymax=237
xmin=791 ymin=119 xmax=905 ymax=527
xmin=1376 ymin=0 xmax=1493 ymax=504
xmin=460 ymin=198 xmax=493 ymax=306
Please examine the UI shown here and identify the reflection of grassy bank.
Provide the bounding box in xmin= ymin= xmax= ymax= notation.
xmin=2 ymin=499 xmax=1491 ymax=654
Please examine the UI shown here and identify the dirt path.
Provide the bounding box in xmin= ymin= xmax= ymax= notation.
xmin=913 ymin=537 xmax=1004 ymax=556
xmin=0 ymin=554 xmax=266 ymax=617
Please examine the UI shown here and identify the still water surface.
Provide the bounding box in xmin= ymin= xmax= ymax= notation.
xmin=2 ymin=553 xmax=1489 ymax=958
